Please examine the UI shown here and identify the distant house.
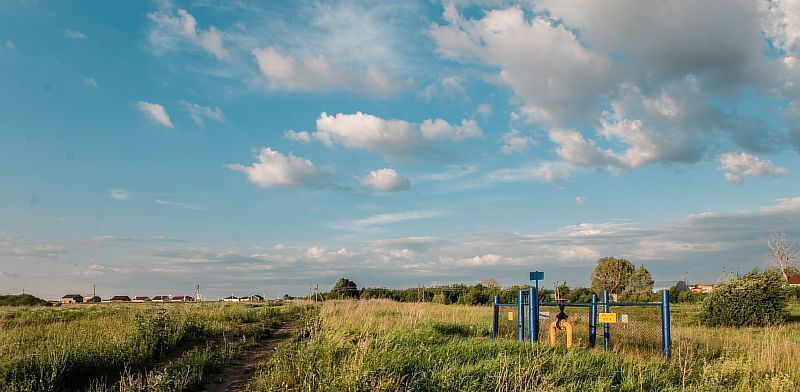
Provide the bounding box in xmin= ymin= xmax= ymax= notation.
xmin=788 ymin=274 xmax=800 ymax=287
xmin=109 ymin=295 xmax=131 ymax=303
xmin=60 ymin=294 xmax=83 ymax=304
xmin=245 ymin=295 xmax=264 ymax=302
xmin=152 ymin=296 xmax=170 ymax=302
xmin=691 ymin=284 xmax=715 ymax=294
xmin=222 ymin=296 xmax=240 ymax=302
xmin=171 ymin=295 xmax=193 ymax=302
xmin=84 ymin=295 xmax=102 ymax=303
xmin=132 ymin=296 xmax=151 ymax=303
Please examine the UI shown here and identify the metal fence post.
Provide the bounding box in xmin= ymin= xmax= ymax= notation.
xmin=661 ymin=290 xmax=671 ymax=360
xmin=589 ymin=294 xmax=597 ymax=348
xmin=518 ymin=290 xmax=524 ymax=341
xmin=602 ymin=290 xmax=610 ymax=351
xmin=533 ymin=281 xmax=540 ymax=343
xmin=492 ymin=295 xmax=499 ymax=340
xmin=528 ymin=288 xmax=534 ymax=343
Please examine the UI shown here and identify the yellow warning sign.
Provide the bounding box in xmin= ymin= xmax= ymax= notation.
xmin=507 ymin=311 xmax=514 ymax=321
xmin=598 ymin=312 xmax=618 ymax=323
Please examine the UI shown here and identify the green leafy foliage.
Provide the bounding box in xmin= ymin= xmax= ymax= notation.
xmin=590 ymin=257 xmax=636 ymax=294
xmin=0 ymin=294 xmax=50 ymax=307
xmin=620 ymin=266 xmax=657 ymax=302
xmin=330 ymin=278 xmax=359 ymax=299
xmin=702 ymin=269 xmax=789 ymax=327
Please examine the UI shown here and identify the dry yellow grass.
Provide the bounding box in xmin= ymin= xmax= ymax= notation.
xmin=250 ymin=299 xmax=800 ymax=391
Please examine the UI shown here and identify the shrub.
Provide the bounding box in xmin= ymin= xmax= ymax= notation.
xmin=701 ymin=269 xmax=789 ymax=327
xmin=788 ymin=286 xmax=800 ymax=302
xmin=0 ymin=294 xmax=50 ymax=306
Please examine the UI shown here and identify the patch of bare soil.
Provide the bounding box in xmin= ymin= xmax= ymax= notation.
xmin=201 ymin=324 xmax=295 ymax=392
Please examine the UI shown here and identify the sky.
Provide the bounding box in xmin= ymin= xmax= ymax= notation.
xmin=1 ymin=0 xmax=799 ymax=300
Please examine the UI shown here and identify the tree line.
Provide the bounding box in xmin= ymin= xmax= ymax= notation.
xmin=321 ymin=257 xmax=663 ymax=305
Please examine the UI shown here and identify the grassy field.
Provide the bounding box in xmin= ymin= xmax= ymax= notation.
xmin=0 ymin=301 xmax=307 ymax=391
xmin=249 ymin=300 xmax=800 ymax=392
xmin=2 ymin=300 xmax=798 ymax=391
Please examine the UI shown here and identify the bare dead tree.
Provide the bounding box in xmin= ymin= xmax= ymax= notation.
xmin=480 ymin=278 xmax=500 ymax=288
xmin=765 ymin=232 xmax=798 ymax=282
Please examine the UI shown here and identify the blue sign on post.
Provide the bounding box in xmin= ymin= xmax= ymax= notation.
xmin=529 ymin=271 xmax=543 ymax=343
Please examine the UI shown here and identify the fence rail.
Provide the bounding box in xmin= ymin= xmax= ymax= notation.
xmin=492 ymin=290 xmax=671 ymax=359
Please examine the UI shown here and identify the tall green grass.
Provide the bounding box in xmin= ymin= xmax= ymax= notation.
xmin=248 ymin=300 xmax=800 ymax=391
xmin=0 ymin=301 xmax=301 ymax=391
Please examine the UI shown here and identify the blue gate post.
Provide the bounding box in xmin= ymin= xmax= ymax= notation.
xmin=602 ymin=290 xmax=610 ymax=351
xmin=517 ymin=290 xmax=524 ymax=341
xmin=492 ymin=295 xmax=499 ymax=340
xmin=528 ymin=287 xmax=535 ymax=343
xmin=589 ymin=294 xmax=597 ymax=348
xmin=533 ymin=282 xmax=539 ymax=343
xmin=661 ymin=290 xmax=672 ymax=360
xmin=529 ymin=271 xmax=543 ymax=344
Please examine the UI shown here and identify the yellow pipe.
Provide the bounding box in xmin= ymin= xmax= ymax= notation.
xmin=548 ymin=320 xmax=573 ymax=348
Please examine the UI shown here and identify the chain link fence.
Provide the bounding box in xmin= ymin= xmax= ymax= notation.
xmin=493 ymin=292 xmax=671 ymax=359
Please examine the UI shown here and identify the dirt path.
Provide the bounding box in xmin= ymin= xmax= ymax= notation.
xmin=202 ymin=324 xmax=295 ymax=392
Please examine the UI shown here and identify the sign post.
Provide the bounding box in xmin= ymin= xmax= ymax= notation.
xmin=529 ymin=271 xmax=544 ymax=343
xmin=603 ymin=290 xmax=610 ymax=351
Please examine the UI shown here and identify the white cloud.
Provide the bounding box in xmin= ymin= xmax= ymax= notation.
xmin=252 ymin=46 xmax=342 ymax=91
xmin=557 ymin=246 xmax=600 ymax=261
xmin=309 ymin=112 xmax=481 ymax=159
xmin=305 ymin=246 xmax=326 ymax=259
xmin=461 ymin=253 xmax=503 ymax=266
xmin=360 ymin=168 xmax=410 ymax=192
xmin=431 ymin=2 xmax=797 ymax=171
xmin=4 ymin=40 xmax=14 ymax=49
xmin=717 ymin=152 xmax=787 ymax=183
xmin=489 ymin=161 xmax=572 ymax=183
xmin=362 ymin=64 xmax=397 ymax=97
xmin=109 ymin=188 xmax=131 ymax=201
xmin=6 ymin=197 xmax=800 ymax=297
xmin=548 ymin=113 xmax=700 ymax=171
xmin=155 ymin=199 xmax=207 ymax=211
xmin=419 ymin=165 xmax=477 ymax=182
xmin=420 ymin=118 xmax=481 ymax=141
xmin=226 ymin=147 xmax=326 ymax=188
xmin=83 ymin=78 xmax=98 ymax=88
xmin=179 ymin=100 xmax=224 ymax=126
xmin=500 ymin=129 xmax=535 ymax=154
xmin=575 ymin=196 xmax=586 ymax=205
xmin=285 ymin=130 xmax=312 ymax=143
xmin=338 ymin=210 xmax=444 ymax=230
xmin=82 ymin=264 xmax=130 ymax=276
xmin=765 ymin=0 xmax=800 ymax=53
xmin=418 ymin=75 xmax=466 ymax=101
xmin=476 ymin=103 xmax=492 ymax=119
xmin=252 ymin=47 xmax=398 ymax=96
xmin=65 ymin=29 xmax=87 ymax=40
xmin=431 ymin=6 xmax=611 ymax=125
xmin=148 ymin=8 xmax=228 ymax=59
xmin=137 ymin=101 xmax=174 ymax=128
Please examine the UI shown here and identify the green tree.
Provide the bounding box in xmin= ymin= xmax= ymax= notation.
xmin=621 ymin=265 xmax=655 ymax=301
xmin=554 ymin=281 xmax=570 ymax=300
xmin=331 ymin=278 xmax=359 ymax=299
xmin=668 ymin=281 xmax=689 ymax=303
xmin=702 ymin=268 xmax=788 ymax=327
xmin=590 ymin=257 xmax=635 ymax=295
xmin=432 ymin=292 xmax=450 ymax=304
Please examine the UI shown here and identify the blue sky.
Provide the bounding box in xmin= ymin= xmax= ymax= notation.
xmin=1 ymin=0 xmax=799 ymax=299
